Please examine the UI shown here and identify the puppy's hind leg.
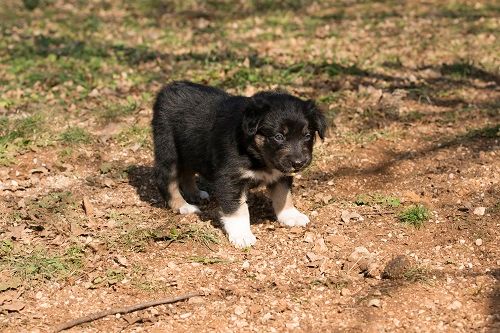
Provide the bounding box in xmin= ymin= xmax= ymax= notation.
xmin=269 ymin=176 xmax=309 ymax=227
xmin=154 ymin=134 xmax=200 ymax=214
xmin=179 ymin=170 xmax=210 ymax=203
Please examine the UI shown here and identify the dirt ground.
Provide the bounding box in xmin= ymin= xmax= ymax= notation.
xmin=0 ymin=1 xmax=499 ymax=332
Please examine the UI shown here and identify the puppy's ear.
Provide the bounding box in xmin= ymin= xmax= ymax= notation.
xmin=242 ymin=96 xmax=270 ymax=136
xmin=305 ymin=99 xmax=327 ymax=141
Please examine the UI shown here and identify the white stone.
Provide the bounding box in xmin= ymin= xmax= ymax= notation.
xmin=367 ymin=299 xmax=381 ymax=307
xmin=473 ymin=207 xmax=486 ymax=216
xmin=448 ymin=300 xmax=462 ymax=311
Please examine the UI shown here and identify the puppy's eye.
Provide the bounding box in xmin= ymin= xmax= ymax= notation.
xmin=274 ymin=133 xmax=285 ymax=142
xmin=304 ymin=133 xmax=311 ymax=140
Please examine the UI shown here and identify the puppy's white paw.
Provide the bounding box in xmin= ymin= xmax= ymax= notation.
xmin=277 ymin=208 xmax=310 ymax=227
xmin=199 ymin=190 xmax=210 ymax=200
xmin=228 ymin=230 xmax=257 ymax=248
xmin=178 ymin=203 xmax=200 ymax=214
xmin=222 ymin=216 xmax=256 ymax=248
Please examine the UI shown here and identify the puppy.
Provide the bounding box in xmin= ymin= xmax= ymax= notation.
xmin=152 ymin=81 xmax=326 ymax=248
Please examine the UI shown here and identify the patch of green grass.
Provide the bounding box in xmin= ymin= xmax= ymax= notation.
xmin=320 ymin=62 xmax=366 ymax=77
xmin=465 ymin=125 xmax=499 ymax=139
xmin=166 ymin=225 xmax=221 ymax=247
xmin=90 ymin=269 xmax=125 ymax=288
xmin=118 ymin=228 xmax=159 ymax=252
xmin=113 ymin=223 xmax=220 ymax=252
xmin=115 ymin=125 xmax=151 ymax=148
xmin=355 ymin=193 xmax=401 ymax=208
xmin=402 ymin=111 xmax=424 ymax=122
xmin=4 ymin=245 xmax=85 ymax=281
xmin=59 ymin=127 xmax=92 ymax=144
xmin=190 ymin=256 xmax=227 ymax=265
xmin=8 ymin=54 xmax=97 ymax=90
xmin=403 ymin=266 xmax=428 ymax=282
xmin=399 ymin=205 xmax=430 ymax=228
xmin=310 ymin=278 xmax=349 ymax=290
xmin=96 ymin=162 xmax=129 ymax=180
xmin=439 ymin=2 xmax=499 ymax=19
xmin=35 ymin=191 xmax=73 ymax=212
xmin=0 ymin=240 xmax=14 ymax=256
xmin=0 ymin=114 xmax=43 ymax=145
xmin=99 ymin=98 xmax=138 ymax=123
xmin=58 ymin=147 xmax=74 ymax=160
xmin=0 ymin=114 xmax=46 ymax=165
xmin=440 ymin=61 xmax=499 ymax=82
xmin=381 ymin=55 xmax=403 ymax=69
xmin=99 ymin=162 xmax=114 ymax=174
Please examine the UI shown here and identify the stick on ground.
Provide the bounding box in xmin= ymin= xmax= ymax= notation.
xmin=54 ymin=291 xmax=203 ymax=332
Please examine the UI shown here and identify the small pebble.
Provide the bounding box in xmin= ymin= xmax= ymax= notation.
xmin=475 ymin=239 xmax=483 ymax=246
xmin=340 ymin=288 xmax=350 ymax=296
xmin=367 ymin=299 xmax=381 ymax=308
xmin=473 ymin=207 xmax=486 ymax=216
xmin=448 ymin=300 xmax=462 ymax=311
xmin=234 ymin=306 xmax=246 ymax=316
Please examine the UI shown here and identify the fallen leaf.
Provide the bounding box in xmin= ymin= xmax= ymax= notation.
xmin=124 ymin=314 xmax=143 ymax=325
xmin=2 ymin=300 xmax=25 ymax=312
xmin=313 ymin=238 xmax=328 ymax=253
xmin=29 ymin=167 xmax=48 ymax=174
xmin=306 ymin=252 xmax=326 ymax=268
xmin=0 ymin=278 xmax=22 ymax=292
xmin=345 ymin=246 xmax=374 ymax=273
xmin=367 ymin=299 xmax=381 ymax=308
xmin=341 ymin=210 xmax=364 ymax=223
xmin=114 ymin=255 xmax=128 ymax=267
xmin=103 ymin=178 xmax=115 ymax=188
xmin=306 ymin=252 xmax=324 ymax=262
xmin=6 ymin=225 xmax=25 ymax=240
xmin=70 ymin=223 xmax=87 ymax=236
xmin=303 ymin=232 xmax=315 ymax=243
xmin=82 ymin=197 xmax=94 ymax=216
xmin=0 ymin=167 xmax=10 ymax=180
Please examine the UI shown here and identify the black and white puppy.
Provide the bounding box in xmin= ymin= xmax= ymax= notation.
xmin=152 ymin=81 xmax=326 ymax=248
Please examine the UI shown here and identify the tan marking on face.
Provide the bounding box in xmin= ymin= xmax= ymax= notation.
xmin=254 ymin=134 xmax=265 ymax=148
xmin=269 ymin=181 xmax=294 ymax=215
xmin=283 ymin=126 xmax=289 ymax=135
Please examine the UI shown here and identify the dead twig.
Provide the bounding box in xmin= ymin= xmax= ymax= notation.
xmin=54 ymin=291 xmax=203 ymax=332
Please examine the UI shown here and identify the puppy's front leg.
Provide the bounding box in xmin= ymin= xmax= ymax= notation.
xmin=269 ymin=176 xmax=310 ymax=227
xmin=217 ymin=180 xmax=256 ymax=248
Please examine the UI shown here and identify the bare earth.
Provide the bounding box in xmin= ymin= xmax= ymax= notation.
xmin=0 ymin=1 xmax=498 ymax=332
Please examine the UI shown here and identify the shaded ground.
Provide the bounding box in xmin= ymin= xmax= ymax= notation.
xmin=0 ymin=1 xmax=499 ymax=332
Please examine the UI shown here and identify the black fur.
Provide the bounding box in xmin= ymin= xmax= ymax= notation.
xmin=152 ymin=81 xmax=326 ymax=216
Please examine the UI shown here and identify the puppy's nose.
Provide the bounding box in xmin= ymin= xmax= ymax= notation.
xmin=292 ymin=159 xmax=307 ymax=170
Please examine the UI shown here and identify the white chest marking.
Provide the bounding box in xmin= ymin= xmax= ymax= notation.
xmin=241 ymin=169 xmax=283 ymax=185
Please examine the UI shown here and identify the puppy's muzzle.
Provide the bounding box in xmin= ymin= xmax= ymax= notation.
xmin=291 ymin=158 xmax=308 ymax=171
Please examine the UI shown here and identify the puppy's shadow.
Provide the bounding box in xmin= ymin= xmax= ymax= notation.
xmin=127 ymin=165 xmax=275 ymax=226
xmin=127 ymin=165 xmax=164 ymax=208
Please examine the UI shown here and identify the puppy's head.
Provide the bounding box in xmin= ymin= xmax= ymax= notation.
xmin=242 ymin=91 xmax=326 ymax=173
